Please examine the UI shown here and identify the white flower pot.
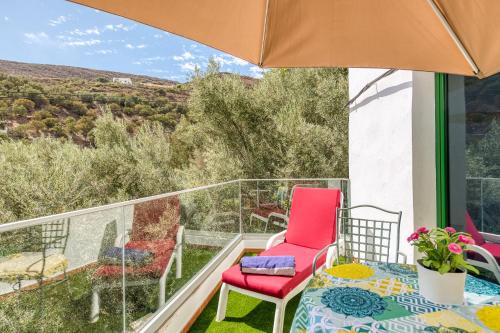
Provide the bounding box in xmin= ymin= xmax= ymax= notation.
xmin=416 ymin=260 xmax=466 ymax=305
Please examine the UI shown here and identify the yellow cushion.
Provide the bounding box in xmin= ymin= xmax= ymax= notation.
xmin=0 ymin=252 xmax=68 ymax=281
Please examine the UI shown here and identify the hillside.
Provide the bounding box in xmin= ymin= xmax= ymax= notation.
xmin=0 ymin=59 xmax=178 ymax=85
xmin=0 ymin=60 xmax=193 ymax=145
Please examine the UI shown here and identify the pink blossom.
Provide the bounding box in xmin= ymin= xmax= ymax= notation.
xmin=407 ymin=232 xmax=419 ymax=242
xmin=448 ymin=243 xmax=462 ymax=254
xmin=458 ymin=235 xmax=475 ymax=245
xmin=445 ymin=227 xmax=457 ymax=234
xmin=416 ymin=227 xmax=429 ymax=234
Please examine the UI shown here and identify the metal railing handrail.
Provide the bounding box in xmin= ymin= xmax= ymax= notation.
xmin=240 ymin=177 xmax=349 ymax=181
xmin=0 ymin=180 xmax=240 ymax=233
xmin=466 ymin=177 xmax=500 ymax=180
xmin=0 ymin=178 xmax=348 ymax=233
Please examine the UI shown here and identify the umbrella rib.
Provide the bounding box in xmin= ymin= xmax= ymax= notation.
xmin=259 ymin=0 xmax=270 ymax=67
xmin=426 ymin=0 xmax=479 ymax=76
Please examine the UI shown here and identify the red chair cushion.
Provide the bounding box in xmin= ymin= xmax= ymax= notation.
xmin=481 ymin=243 xmax=500 ymax=264
xmin=222 ymin=243 xmax=326 ymax=299
xmin=285 ymin=187 xmax=341 ymax=249
xmin=94 ymin=239 xmax=175 ymax=279
xmin=465 ymin=212 xmax=485 ymax=245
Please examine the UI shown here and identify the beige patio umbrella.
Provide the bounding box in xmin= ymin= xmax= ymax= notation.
xmin=70 ymin=0 xmax=500 ymax=78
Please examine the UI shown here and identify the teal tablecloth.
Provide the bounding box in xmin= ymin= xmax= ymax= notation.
xmin=290 ymin=262 xmax=500 ymax=333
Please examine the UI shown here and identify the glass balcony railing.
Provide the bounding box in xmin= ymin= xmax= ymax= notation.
xmin=0 ymin=178 xmax=349 ymax=333
xmin=466 ymin=177 xmax=500 ymax=235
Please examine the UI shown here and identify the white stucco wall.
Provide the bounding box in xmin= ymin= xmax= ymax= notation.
xmin=349 ymin=69 xmax=436 ymax=263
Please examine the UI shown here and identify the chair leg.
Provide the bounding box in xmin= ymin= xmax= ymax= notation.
xmin=90 ymin=287 xmax=100 ymax=323
xmin=273 ymin=300 xmax=285 ymax=333
xmin=176 ymin=245 xmax=182 ymax=279
xmin=215 ymin=283 xmax=229 ymax=322
xmin=158 ymin=271 xmax=167 ymax=307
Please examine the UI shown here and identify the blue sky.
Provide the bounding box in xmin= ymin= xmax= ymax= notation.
xmin=0 ymin=0 xmax=264 ymax=82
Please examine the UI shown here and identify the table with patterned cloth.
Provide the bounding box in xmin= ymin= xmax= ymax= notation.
xmin=291 ymin=262 xmax=500 ymax=333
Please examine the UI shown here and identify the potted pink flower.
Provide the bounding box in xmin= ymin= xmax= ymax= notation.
xmin=407 ymin=226 xmax=479 ymax=305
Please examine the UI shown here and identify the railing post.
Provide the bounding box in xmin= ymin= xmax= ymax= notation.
xmin=480 ymin=179 xmax=484 ymax=231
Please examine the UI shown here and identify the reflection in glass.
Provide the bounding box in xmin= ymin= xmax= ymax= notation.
xmin=448 ymin=73 xmax=500 ymax=234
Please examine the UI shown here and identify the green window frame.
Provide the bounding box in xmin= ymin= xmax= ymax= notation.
xmin=435 ymin=73 xmax=448 ymax=228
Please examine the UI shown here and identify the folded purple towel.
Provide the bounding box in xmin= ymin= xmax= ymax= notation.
xmin=240 ymin=256 xmax=295 ymax=276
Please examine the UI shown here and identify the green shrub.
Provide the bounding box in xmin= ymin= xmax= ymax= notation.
xmin=107 ymin=103 xmax=121 ymax=113
xmin=68 ymin=101 xmax=88 ymax=116
xmin=96 ymin=77 xmax=109 ymax=83
xmin=13 ymin=98 xmax=35 ymax=113
xmin=33 ymin=110 xmax=52 ymax=121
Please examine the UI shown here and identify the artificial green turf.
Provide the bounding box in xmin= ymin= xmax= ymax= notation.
xmin=189 ymin=290 xmax=301 ymax=333
xmin=0 ymin=245 xmax=218 ymax=333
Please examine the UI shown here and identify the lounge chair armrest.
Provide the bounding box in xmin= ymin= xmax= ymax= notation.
xmin=466 ymin=244 xmax=499 ymax=266
xmin=313 ymin=242 xmax=337 ymax=276
xmin=397 ymin=251 xmax=407 ymax=264
xmin=265 ymin=230 xmax=287 ymax=250
xmin=480 ymin=232 xmax=500 ymax=244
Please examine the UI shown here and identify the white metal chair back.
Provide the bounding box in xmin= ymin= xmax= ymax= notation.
xmin=336 ymin=205 xmax=404 ymax=264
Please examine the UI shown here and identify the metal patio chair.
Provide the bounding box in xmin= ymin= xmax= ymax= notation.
xmin=0 ymin=218 xmax=71 ymax=298
xmin=249 ymin=183 xmax=320 ymax=232
xmin=90 ymin=196 xmax=183 ymax=323
xmin=313 ymin=205 xmax=406 ymax=273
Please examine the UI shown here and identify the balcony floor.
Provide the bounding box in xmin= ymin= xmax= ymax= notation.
xmin=190 ymin=289 xmax=300 ymax=332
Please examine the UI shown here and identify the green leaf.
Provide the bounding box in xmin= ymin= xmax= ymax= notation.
xmin=438 ymin=263 xmax=450 ymax=274
xmin=464 ymin=264 xmax=480 ymax=275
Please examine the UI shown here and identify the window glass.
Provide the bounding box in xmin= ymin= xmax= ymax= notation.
xmin=447 ymin=74 xmax=500 ymax=234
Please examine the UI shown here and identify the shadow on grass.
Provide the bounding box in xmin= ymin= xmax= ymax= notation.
xmin=190 ymin=290 xmax=301 ymax=333
xmin=0 ymin=245 xmax=219 ymax=333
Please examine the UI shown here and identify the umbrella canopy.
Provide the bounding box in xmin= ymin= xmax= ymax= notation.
xmin=70 ymin=0 xmax=500 ymax=78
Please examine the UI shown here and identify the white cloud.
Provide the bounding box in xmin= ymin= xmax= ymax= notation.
xmin=249 ymin=65 xmax=265 ymax=78
xmin=49 ymin=15 xmax=68 ymax=27
xmin=147 ymin=69 xmax=169 ymax=74
xmin=182 ymin=51 xmax=194 ymax=60
xmin=86 ymin=49 xmax=114 ymax=55
xmin=24 ymin=32 xmax=49 ymax=44
xmin=180 ymin=62 xmax=198 ymax=72
xmin=4 ymin=16 xmax=9 ymax=21
xmin=229 ymin=55 xmax=248 ymax=66
xmin=125 ymin=43 xmax=147 ymax=49
xmin=213 ymin=54 xmax=249 ymax=68
xmin=70 ymin=27 xmax=100 ymax=36
xmin=153 ymin=34 xmax=163 ymax=39
xmin=132 ymin=56 xmax=166 ymax=65
xmin=105 ymin=23 xmax=134 ymax=32
xmin=173 ymin=51 xmax=196 ymax=62
xmin=65 ymin=39 xmax=102 ymax=47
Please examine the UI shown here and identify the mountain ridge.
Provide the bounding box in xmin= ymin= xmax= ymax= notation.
xmin=0 ymin=59 xmax=179 ymax=85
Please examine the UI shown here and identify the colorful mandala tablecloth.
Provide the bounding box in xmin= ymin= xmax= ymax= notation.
xmin=290 ymin=262 xmax=500 ymax=333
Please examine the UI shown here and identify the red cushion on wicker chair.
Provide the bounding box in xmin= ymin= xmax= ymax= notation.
xmin=222 ymin=243 xmax=326 ymax=298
